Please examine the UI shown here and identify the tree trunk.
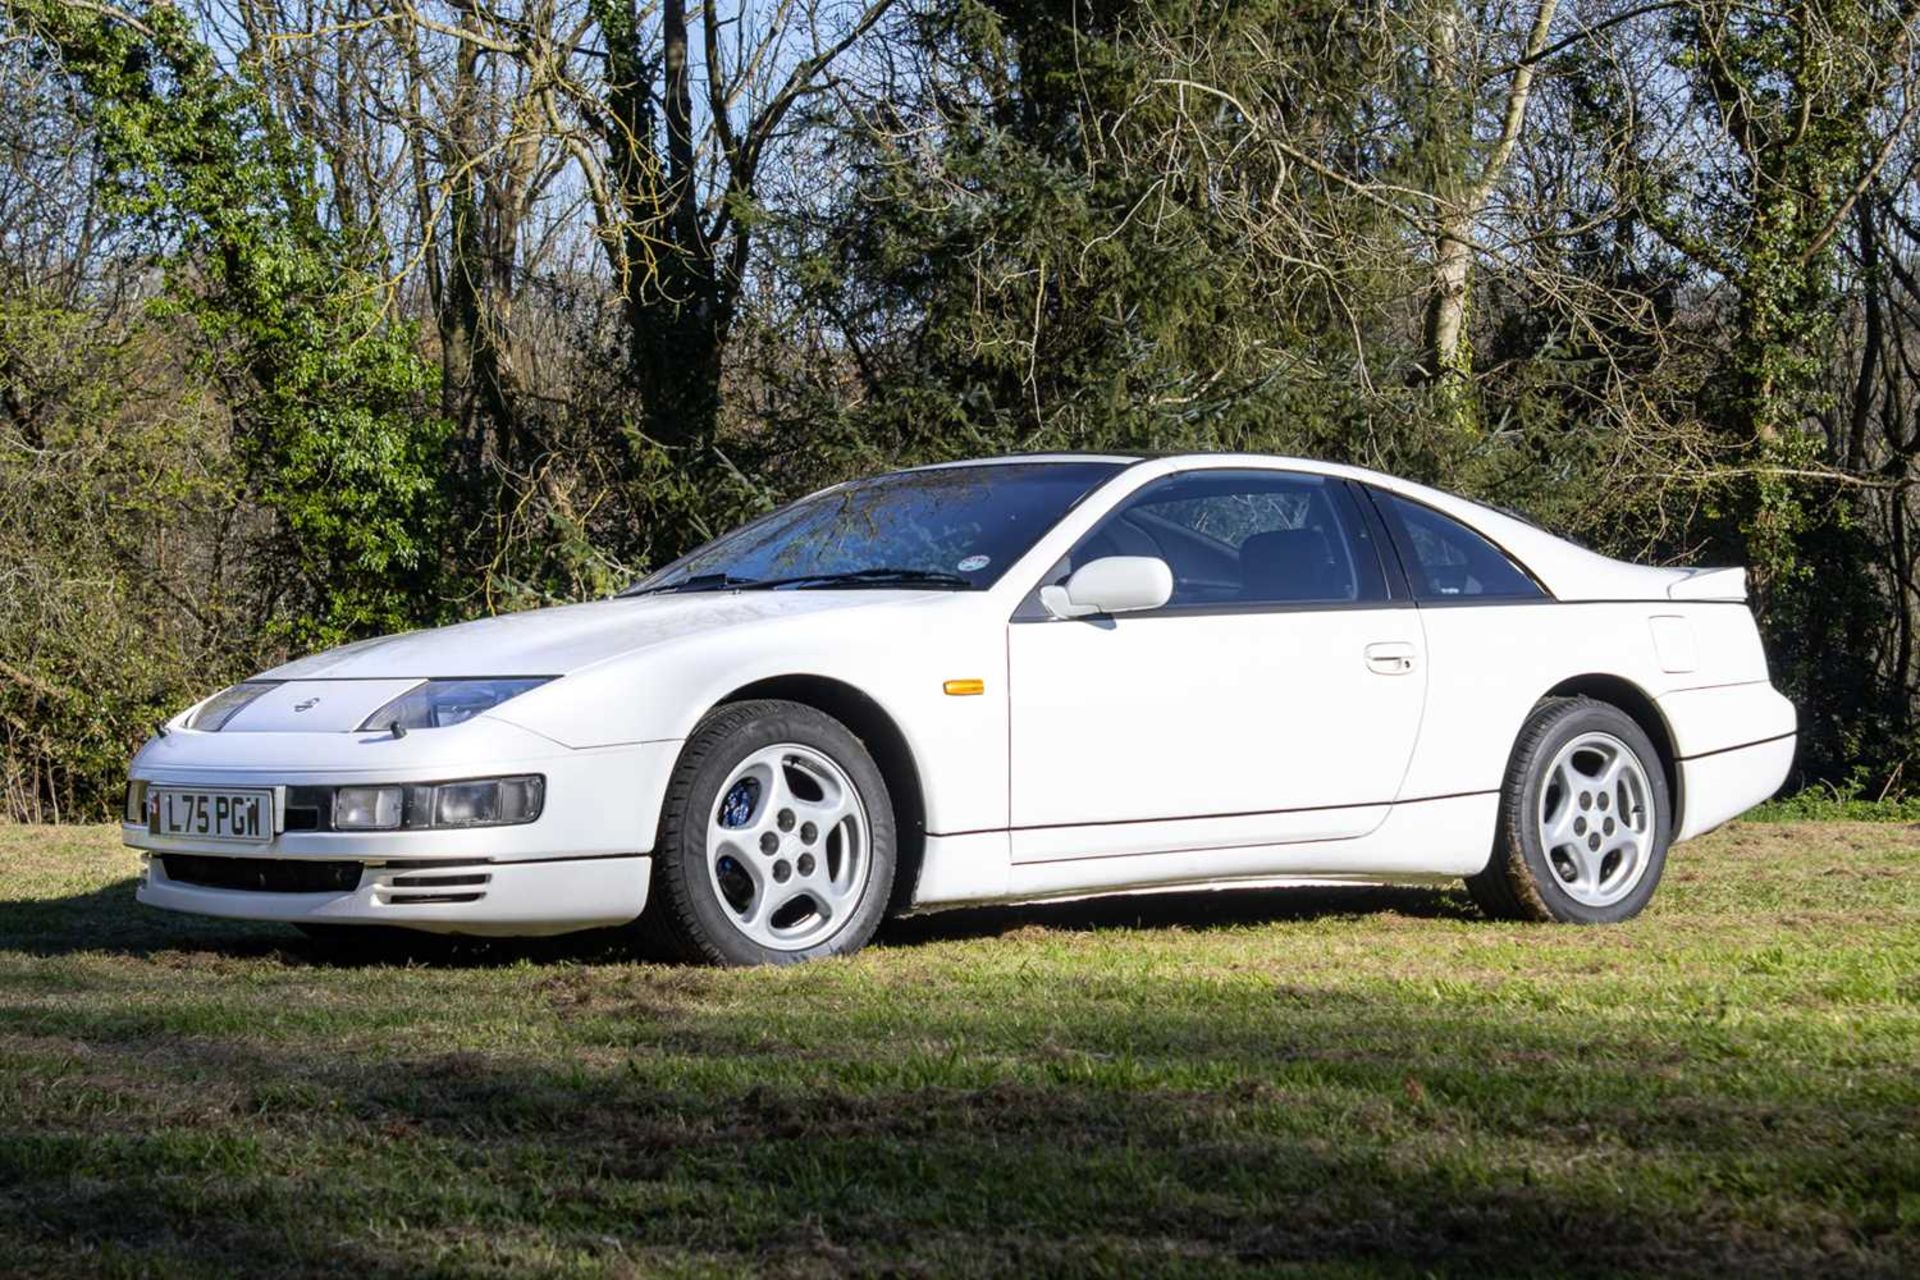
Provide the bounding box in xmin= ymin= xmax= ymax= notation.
xmin=594 ymin=0 xmax=730 ymax=449
xmin=439 ymin=2 xmax=519 ymax=474
xmin=1421 ymin=217 xmax=1475 ymax=408
xmin=1415 ymin=0 xmax=1557 ymax=433
xmin=630 ymin=309 xmax=728 ymax=449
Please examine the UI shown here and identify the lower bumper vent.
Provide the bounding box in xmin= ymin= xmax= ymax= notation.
xmin=373 ymin=863 xmax=493 ymax=908
xmin=161 ymin=855 xmax=363 ymax=894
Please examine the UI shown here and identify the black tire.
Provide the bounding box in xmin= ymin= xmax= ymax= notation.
xmin=1467 ymin=696 xmax=1671 ymax=924
xmin=640 ymin=699 xmax=896 ymax=966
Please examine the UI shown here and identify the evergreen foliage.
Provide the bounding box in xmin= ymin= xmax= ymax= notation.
xmin=2 ymin=0 xmax=1918 ymax=817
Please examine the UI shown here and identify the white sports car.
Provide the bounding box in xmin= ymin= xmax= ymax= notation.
xmin=124 ymin=454 xmax=1796 ymax=963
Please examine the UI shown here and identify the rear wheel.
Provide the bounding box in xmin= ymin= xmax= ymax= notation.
xmin=1468 ymin=697 xmax=1671 ymax=924
xmin=642 ymin=699 xmax=895 ymax=965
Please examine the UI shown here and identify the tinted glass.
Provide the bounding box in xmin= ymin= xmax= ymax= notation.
xmin=1068 ymin=470 xmax=1386 ymax=608
xmin=627 ymin=462 xmax=1122 ymax=593
xmin=1380 ymin=493 xmax=1543 ymax=600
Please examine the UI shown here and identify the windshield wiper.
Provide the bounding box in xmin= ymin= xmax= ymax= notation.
xmin=620 ymin=572 xmax=763 ymax=597
xmin=625 ymin=566 xmax=974 ymax=597
xmin=740 ymin=567 xmax=974 ymax=591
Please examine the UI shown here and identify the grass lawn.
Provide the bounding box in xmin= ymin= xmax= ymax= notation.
xmin=0 ymin=824 xmax=1914 ymax=1278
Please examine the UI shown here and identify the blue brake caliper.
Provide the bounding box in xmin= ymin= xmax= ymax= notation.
xmin=720 ymin=777 xmax=760 ymax=829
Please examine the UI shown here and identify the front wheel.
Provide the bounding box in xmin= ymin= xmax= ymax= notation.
xmin=642 ymin=699 xmax=895 ymax=965
xmin=1467 ymin=696 xmax=1671 ymax=924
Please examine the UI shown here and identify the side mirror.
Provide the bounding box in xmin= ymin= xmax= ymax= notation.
xmin=1040 ymin=556 xmax=1174 ymax=620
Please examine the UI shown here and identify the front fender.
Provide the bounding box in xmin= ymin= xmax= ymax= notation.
xmin=484 ymin=597 xmax=1010 ymax=835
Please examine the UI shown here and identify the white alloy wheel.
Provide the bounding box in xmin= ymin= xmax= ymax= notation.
xmin=644 ymin=699 xmax=897 ymax=966
xmin=707 ymin=743 xmax=872 ymax=950
xmin=1535 ymin=731 xmax=1655 ymax=908
xmin=1468 ymin=696 xmax=1672 ymax=924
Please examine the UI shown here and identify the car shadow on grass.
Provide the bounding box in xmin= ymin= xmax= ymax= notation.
xmin=0 ymin=876 xmax=603 ymax=967
xmin=879 ymin=880 xmax=1478 ymax=949
xmin=0 ymin=974 xmax=1896 ymax=1278
xmin=0 ymin=873 xmax=1477 ymax=965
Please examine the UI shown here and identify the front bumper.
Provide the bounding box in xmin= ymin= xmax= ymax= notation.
xmin=133 ymin=848 xmax=649 ymax=936
xmin=122 ymin=717 xmax=680 ymax=935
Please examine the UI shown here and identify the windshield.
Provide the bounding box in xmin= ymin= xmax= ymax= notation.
xmin=624 ymin=461 xmax=1124 ymax=595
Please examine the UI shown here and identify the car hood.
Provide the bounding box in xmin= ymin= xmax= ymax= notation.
xmin=259 ymin=590 xmax=941 ymax=681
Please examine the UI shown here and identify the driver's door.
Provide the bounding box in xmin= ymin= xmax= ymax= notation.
xmin=1006 ymin=469 xmax=1427 ymax=864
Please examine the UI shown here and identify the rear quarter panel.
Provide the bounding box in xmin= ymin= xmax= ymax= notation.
xmin=1402 ymin=600 xmax=1786 ymax=810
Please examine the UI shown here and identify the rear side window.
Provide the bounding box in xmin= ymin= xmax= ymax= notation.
xmin=1378 ymin=493 xmax=1544 ymax=601
xmin=1069 ymin=470 xmax=1388 ymax=608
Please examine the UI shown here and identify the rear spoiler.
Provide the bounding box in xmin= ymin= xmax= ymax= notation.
xmin=1665 ymin=567 xmax=1747 ymax=601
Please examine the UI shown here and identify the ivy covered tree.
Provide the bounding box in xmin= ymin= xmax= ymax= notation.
xmin=1648 ymin=0 xmax=1920 ymax=589
xmin=771 ymin=0 xmax=1403 ymax=464
xmin=8 ymin=0 xmax=450 ymax=649
xmin=1621 ymin=0 xmax=1920 ymax=774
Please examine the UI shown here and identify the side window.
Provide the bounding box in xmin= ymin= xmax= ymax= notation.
xmin=1069 ymin=470 xmax=1387 ymax=608
xmin=1378 ymin=492 xmax=1544 ymax=601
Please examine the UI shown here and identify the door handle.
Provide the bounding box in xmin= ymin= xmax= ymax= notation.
xmin=1364 ymin=642 xmax=1417 ymax=675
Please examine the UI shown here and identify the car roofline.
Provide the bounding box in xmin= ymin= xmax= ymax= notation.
xmin=890 ymin=452 xmax=1600 ymax=588
xmin=893 ymin=452 xmax=1145 ymax=472
xmin=848 ymin=452 xmax=1572 ymax=559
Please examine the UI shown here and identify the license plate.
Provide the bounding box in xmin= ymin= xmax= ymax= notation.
xmin=148 ymin=788 xmax=273 ymax=843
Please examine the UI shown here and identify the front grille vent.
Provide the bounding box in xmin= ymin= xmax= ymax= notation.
xmin=160 ymin=855 xmax=362 ymax=894
xmin=371 ymin=862 xmax=493 ymax=908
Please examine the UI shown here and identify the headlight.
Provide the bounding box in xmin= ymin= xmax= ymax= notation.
xmin=335 ymin=785 xmax=404 ymax=830
xmin=325 ymin=776 xmax=545 ymax=830
xmin=430 ymin=777 xmax=544 ymax=827
xmin=358 ymin=678 xmax=553 ymax=732
xmin=186 ymin=682 xmax=278 ymax=731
